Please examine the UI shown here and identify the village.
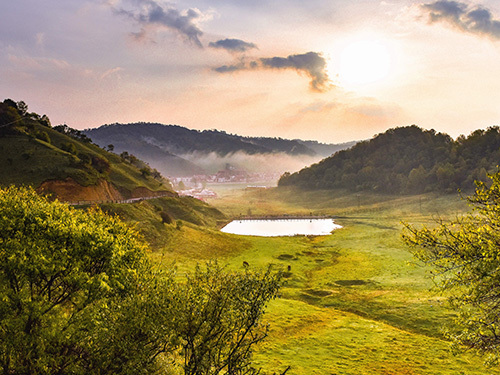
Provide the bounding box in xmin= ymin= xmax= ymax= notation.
xmin=169 ymin=164 xmax=280 ymax=200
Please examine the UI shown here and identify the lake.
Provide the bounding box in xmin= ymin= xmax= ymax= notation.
xmin=220 ymin=218 xmax=342 ymax=237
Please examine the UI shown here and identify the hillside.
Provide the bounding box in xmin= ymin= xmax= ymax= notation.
xmin=278 ymin=125 xmax=500 ymax=194
xmin=84 ymin=122 xmax=354 ymax=177
xmin=297 ymin=139 xmax=357 ymax=157
xmin=0 ymin=99 xmax=174 ymax=201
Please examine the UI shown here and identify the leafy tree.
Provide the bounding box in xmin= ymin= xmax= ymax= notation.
xmin=36 ymin=130 xmax=51 ymax=144
xmin=403 ymin=170 xmax=500 ymax=365
xmin=91 ymin=156 xmax=111 ymax=174
xmin=53 ymin=124 xmax=92 ymax=143
xmin=0 ymin=187 xmax=285 ymax=374
xmin=16 ymin=101 xmax=28 ymax=116
xmin=160 ymin=210 xmax=173 ymax=224
xmin=40 ymin=114 xmax=51 ymax=128
xmin=174 ymin=262 xmax=283 ymax=375
xmin=176 ymin=219 xmax=183 ymax=230
xmin=61 ymin=141 xmax=78 ymax=155
xmin=140 ymin=166 xmax=152 ymax=178
xmin=0 ymin=186 xmax=149 ymax=374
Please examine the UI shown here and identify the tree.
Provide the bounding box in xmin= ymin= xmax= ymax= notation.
xmin=403 ymin=170 xmax=500 ymax=365
xmin=0 ymin=187 xmax=285 ymax=374
xmin=174 ymin=262 xmax=283 ymax=375
xmin=140 ymin=166 xmax=152 ymax=178
xmin=160 ymin=211 xmax=173 ymax=224
xmin=16 ymin=100 xmax=28 ymax=116
xmin=0 ymin=186 xmax=149 ymax=374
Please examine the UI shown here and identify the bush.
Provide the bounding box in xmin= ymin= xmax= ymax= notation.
xmin=160 ymin=210 xmax=173 ymax=224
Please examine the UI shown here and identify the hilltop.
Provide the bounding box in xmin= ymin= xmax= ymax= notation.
xmin=0 ymin=99 xmax=176 ymax=202
xmin=84 ymin=122 xmax=355 ymax=177
xmin=279 ymin=125 xmax=500 ymax=194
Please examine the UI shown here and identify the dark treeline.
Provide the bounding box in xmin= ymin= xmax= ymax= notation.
xmin=85 ymin=122 xmax=347 ymax=157
xmin=278 ymin=125 xmax=500 ymax=194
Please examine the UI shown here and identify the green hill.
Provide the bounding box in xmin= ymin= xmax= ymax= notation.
xmin=278 ymin=125 xmax=500 ymax=194
xmin=0 ymin=99 xmax=175 ymax=201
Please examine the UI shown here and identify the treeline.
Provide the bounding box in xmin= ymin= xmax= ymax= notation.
xmin=0 ymin=186 xmax=283 ymax=374
xmin=85 ymin=122 xmax=347 ymax=157
xmin=278 ymin=125 xmax=500 ymax=194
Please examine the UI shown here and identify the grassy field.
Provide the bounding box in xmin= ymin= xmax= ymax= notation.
xmin=113 ymin=184 xmax=497 ymax=374
xmin=197 ymin=186 xmax=497 ymax=374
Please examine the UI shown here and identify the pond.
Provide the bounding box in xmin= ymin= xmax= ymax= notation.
xmin=220 ymin=218 xmax=342 ymax=237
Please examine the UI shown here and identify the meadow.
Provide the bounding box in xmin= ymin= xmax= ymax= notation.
xmin=202 ymin=186 xmax=497 ymax=374
xmin=112 ymin=184 xmax=498 ymax=374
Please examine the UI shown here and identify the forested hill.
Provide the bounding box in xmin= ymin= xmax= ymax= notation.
xmin=278 ymin=125 xmax=500 ymax=194
xmin=85 ymin=122 xmax=350 ymax=158
xmin=0 ymin=99 xmax=174 ymax=201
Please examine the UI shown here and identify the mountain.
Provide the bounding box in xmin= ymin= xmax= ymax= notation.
xmin=0 ymin=99 xmax=174 ymax=202
xmin=279 ymin=125 xmax=500 ymax=194
xmin=84 ymin=123 xmax=354 ymax=177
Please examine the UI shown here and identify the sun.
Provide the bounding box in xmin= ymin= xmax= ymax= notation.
xmin=337 ymin=40 xmax=392 ymax=87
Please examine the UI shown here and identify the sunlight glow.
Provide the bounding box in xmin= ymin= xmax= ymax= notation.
xmin=338 ymin=40 xmax=392 ymax=87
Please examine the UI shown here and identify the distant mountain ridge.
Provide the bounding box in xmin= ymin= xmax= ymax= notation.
xmin=84 ymin=122 xmax=356 ymax=177
xmin=279 ymin=125 xmax=500 ymax=194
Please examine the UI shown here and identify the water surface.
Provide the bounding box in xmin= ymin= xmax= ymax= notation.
xmin=221 ymin=218 xmax=342 ymax=237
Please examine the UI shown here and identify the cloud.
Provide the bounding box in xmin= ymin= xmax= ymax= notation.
xmin=109 ymin=0 xmax=206 ymax=47
xmin=208 ymin=38 xmax=258 ymax=53
xmin=213 ymin=52 xmax=331 ymax=92
xmin=421 ymin=1 xmax=500 ymax=40
xmin=100 ymin=66 xmax=123 ymax=80
xmin=260 ymin=52 xmax=330 ymax=92
xmin=214 ymin=63 xmax=246 ymax=73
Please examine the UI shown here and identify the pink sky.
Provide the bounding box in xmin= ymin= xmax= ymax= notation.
xmin=2 ymin=0 xmax=500 ymax=143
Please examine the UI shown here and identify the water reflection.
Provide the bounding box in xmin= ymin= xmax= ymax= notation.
xmin=220 ymin=218 xmax=342 ymax=237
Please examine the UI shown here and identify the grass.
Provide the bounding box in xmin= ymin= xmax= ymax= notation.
xmin=254 ymin=298 xmax=488 ymax=375
xmin=97 ymin=183 xmax=495 ymax=374
xmin=0 ymin=123 xmax=172 ymax=194
xmin=196 ymin=186 xmax=497 ymax=374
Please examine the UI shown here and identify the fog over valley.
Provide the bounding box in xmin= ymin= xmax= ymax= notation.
xmin=84 ymin=122 xmax=356 ymax=179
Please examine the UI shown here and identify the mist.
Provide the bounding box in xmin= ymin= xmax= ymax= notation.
xmin=179 ymin=151 xmax=324 ymax=175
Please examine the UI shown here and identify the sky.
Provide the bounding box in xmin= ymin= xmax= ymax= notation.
xmin=2 ymin=0 xmax=500 ymax=143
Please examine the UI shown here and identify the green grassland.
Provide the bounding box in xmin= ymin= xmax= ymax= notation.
xmin=98 ymin=183 xmax=496 ymax=374
xmin=191 ymin=186 xmax=496 ymax=374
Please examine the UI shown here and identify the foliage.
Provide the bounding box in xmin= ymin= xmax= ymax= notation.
xmin=175 ymin=262 xmax=283 ymax=375
xmin=160 ymin=210 xmax=173 ymax=224
xmin=403 ymin=170 xmax=500 ymax=365
xmin=0 ymin=187 xmax=282 ymax=374
xmin=279 ymin=125 xmax=500 ymax=194
xmin=140 ymin=166 xmax=152 ymax=178
xmin=53 ymin=124 xmax=91 ymax=143
xmin=176 ymin=219 xmax=183 ymax=230
xmin=0 ymin=186 xmax=149 ymax=374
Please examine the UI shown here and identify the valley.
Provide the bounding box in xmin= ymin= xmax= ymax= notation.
xmin=2 ymin=100 xmax=500 ymax=373
xmin=134 ymin=184 xmax=497 ymax=374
